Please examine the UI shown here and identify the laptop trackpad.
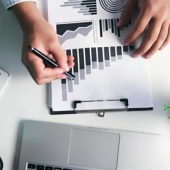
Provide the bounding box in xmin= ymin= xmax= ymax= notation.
xmin=68 ymin=128 xmax=120 ymax=170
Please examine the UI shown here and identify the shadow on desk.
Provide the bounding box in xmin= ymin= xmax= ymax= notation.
xmin=0 ymin=2 xmax=28 ymax=77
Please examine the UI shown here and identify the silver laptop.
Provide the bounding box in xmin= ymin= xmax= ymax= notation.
xmin=18 ymin=120 xmax=170 ymax=170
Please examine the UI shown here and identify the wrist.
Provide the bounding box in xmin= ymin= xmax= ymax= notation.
xmin=12 ymin=2 xmax=45 ymax=33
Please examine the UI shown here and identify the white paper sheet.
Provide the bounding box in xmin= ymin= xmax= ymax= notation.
xmin=47 ymin=0 xmax=153 ymax=113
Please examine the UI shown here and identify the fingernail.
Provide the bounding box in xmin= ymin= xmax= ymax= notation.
xmin=133 ymin=53 xmax=138 ymax=58
xmin=61 ymin=75 xmax=67 ymax=79
xmin=124 ymin=41 xmax=129 ymax=46
xmin=54 ymin=68 xmax=64 ymax=74
xmin=65 ymin=63 xmax=70 ymax=72
xmin=143 ymin=54 xmax=150 ymax=59
xmin=58 ymin=69 xmax=64 ymax=74
xmin=159 ymin=46 xmax=164 ymax=50
xmin=145 ymin=54 xmax=151 ymax=59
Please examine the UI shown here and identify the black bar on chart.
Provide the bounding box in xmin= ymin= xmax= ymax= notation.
xmin=123 ymin=46 xmax=128 ymax=53
xmin=85 ymin=48 xmax=91 ymax=74
xmin=114 ymin=19 xmax=117 ymax=36
xmin=104 ymin=47 xmax=110 ymax=67
xmin=110 ymin=46 xmax=116 ymax=61
xmin=117 ymin=46 xmax=122 ymax=59
xmin=66 ymin=49 xmax=71 ymax=56
xmin=72 ymin=49 xmax=79 ymax=84
xmin=105 ymin=19 xmax=108 ymax=31
xmin=73 ymin=49 xmax=78 ymax=73
xmin=99 ymin=19 xmax=103 ymax=37
xmin=79 ymin=48 xmax=85 ymax=80
xmin=117 ymin=19 xmax=120 ymax=37
xmin=129 ymin=45 xmax=135 ymax=51
xmin=91 ymin=47 xmax=97 ymax=69
xmin=111 ymin=19 xmax=114 ymax=33
xmin=79 ymin=49 xmax=85 ymax=69
xmin=66 ymin=49 xmax=73 ymax=93
xmin=98 ymin=47 xmax=104 ymax=70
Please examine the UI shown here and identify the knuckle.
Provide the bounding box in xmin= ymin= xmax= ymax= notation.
xmin=159 ymin=33 xmax=167 ymax=41
xmin=134 ymin=28 xmax=143 ymax=35
xmin=148 ymin=49 xmax=156 ymax=56
xmin=36 ymin=72 xmax=43 ymax=79
xmin=148 ymin=34 xmax=157 ymax=42
xmin=154 ymin=13 xmax=164 ymax=21
xmin=137 ymin=44 xmax=149 ymax=55
xmin=144 ymin=5 xmax=154 ymax=16
xmin=50 ymin=37 xmax=59 ymax=45
xmin=35 ymin=79 xmax=43 ymax=85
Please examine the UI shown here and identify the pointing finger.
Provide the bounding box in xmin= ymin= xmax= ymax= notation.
xmin=134 ymin=19 xmax=162 ymax=57
xmin=144 ymin=21 xmax=169 ymax=58
xmin=160 ymin=24 xmax=170 ymax=50
xmin=48 ymin=39 xmax=69 ymax=72
xmin=124 ymin=8 xmax=152 ymax=45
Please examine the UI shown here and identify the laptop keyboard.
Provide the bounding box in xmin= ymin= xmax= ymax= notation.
xmin=27 ymin=163 xmax=72 ymax=170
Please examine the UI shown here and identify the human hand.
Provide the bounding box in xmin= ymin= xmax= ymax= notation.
xmin=22 ymin=19 xmax=74 ymax=84
xmin=118 ymin=0 xmax=170 ymax=58
xmin=13 ymin=2 xmax=74 ymax=84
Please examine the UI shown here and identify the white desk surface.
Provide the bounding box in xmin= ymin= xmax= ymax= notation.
xmin=0 ymin=1 xmax=170 ymax=170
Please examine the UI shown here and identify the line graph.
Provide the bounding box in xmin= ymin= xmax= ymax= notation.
xmin=56 ymin=22 xmax=93 ymax=44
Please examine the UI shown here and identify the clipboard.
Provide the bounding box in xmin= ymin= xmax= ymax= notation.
xmin=47 ymin=0 xmax=153 ymax=116
xmin=49 ymin=97 xmax=153 ymax=117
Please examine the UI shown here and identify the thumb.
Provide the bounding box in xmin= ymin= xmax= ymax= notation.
xmin=117 ymin=0 xmax=137 ymax=27
xmin=48 ymin=40 xmax=69 ymax=72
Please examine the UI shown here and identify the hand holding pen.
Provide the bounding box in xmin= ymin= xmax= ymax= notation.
xmin=28 ymin=45 xmax=75 ymax=80
xmin=24 ymin=32 xmax=75 ymax=84
xmin=14 ymin=4 xmax=75 ymax=85
xmin=26 ymin=43 xmax=75 ymax=84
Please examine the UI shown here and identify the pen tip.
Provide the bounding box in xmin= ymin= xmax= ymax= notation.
xmin=28 ymin=45 xmax=34 ymax=52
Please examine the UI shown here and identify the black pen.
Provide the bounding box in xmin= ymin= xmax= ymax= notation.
xmin=28 ymin=45 xmax=75 ymax=80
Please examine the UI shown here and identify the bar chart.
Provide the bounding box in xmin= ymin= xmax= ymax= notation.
xmin=61 ymin=0 xmax=97 ymax=15
xmin=99 ymin=18 xmax=131 ymax=37
xmin=61 ymin=45 xmax=134 ymax=101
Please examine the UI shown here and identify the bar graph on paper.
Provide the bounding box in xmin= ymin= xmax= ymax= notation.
xmin=60 ymin=0 xmax=97 ymax=15
xmin=99 ymin=18 xmax=132 ymax=37
xmin=61 ymin=45 xmax=134 ymax=101
xmin=50 ymin=1 xmax=135 ymax=102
